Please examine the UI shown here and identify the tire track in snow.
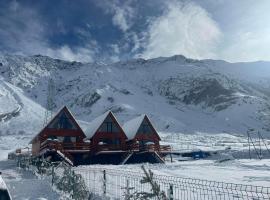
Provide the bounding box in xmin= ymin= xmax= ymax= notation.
xmin=0 ymin=80 xmax=23 ymax=122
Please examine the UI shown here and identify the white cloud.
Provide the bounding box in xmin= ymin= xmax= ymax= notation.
xmin=97 ymin=0 xmax=135 ymax=32
xmin=140 ymin=1 xmax=222 ymax=60
xmin=112 ymin=5 xmax=134 ymax=32
xmin=46 ymin=46 xmax=94 ymax=63
xmin=220 ymin=30 xmax=270 ymax=62
xmin=0 ymin=1 xmax=96 ymax=63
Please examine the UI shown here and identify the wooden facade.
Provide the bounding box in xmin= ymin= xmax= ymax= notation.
xmin=30 ymin=106 xmax=87 ymax=157
xmin=30 ymin=107 xmax=171 ymax=165
xmin=123 ymin=115 xmax=163 ymax=152
xmin=85 ymin=111 xmax=127 ymax=153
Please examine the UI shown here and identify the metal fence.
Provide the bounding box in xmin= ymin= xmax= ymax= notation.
xmin=74 ymin=167 xmax=270 ymax=200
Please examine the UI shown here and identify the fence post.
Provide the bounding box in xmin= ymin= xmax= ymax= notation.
xmin=51 ymin=165 xmax=54 ymax=186
xmin=126 ymin=179 xmax=130 ymax=200
xmin=103 ymin=170 xmax=106 ymax=196
xmin=168 ymin=184 xmax=173 ymax=200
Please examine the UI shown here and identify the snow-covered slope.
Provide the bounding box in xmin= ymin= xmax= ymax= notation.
xmin=1 ymin=54 xmax=270 ymax=156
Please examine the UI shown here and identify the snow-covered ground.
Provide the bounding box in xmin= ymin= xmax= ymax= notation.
xmin=0 ymin=160 xmax=60 ymax=200
xmin=160 ymin=132 xmax=270 ymax=152
xmin=76 ymin=159 xmax=270 ymax=187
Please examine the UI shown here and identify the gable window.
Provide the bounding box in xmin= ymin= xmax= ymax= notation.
xmin=105 ymin=122 xmax=113 ymax=132
xmin=137 ymin=118 xmax=154 ymax=135
xmin=98 ymin=115 xmax=120 ymax=133
xmin=48 ymin=112 xmax=78 ymax=130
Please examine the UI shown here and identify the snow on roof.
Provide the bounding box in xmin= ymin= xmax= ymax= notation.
xmin=30 ymin=106 xmax=85 ymax=144
xmin=122 ymin=114 xmax=145 ymax=140
xmin=84 ymin=111 xmax=111 ymax=139
xmin=0 ymin=175 xmax=7 ymax=190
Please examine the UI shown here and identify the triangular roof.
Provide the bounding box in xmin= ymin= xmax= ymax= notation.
xmin=30 ymin=106 xmax=85 ymax=144
xmin=85 ymin=110 xmax=127 ymax=139
xmin=122 ymin=114 xmax=161 ymax=140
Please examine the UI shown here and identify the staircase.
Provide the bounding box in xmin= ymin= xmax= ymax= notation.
xmin=56 ymin=150 xmax=74 ymax=166
xmin=120 ymin=152 xmax=133 ymax=165
xmin=153 ymin=151 xmax=165 ymax=164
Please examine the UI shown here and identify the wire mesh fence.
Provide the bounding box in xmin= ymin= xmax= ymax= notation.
xmin=15 ymin=157 xmax=270 ymax=200
xmin=74 ymin=167 xmax=270 ymax=200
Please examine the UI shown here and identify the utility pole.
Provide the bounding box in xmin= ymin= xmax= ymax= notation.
xmin=43 ymin=78 xmax=55 ymax=127
xmin=247 ymin=130 xmax=251 ymax=159
xmin=247 ymin=129 xmax=261 ymax=160
xmin=257 ymin=131 xmax=262 ymax=159
xmin=258 ymin=131 xmax=270 ymax=156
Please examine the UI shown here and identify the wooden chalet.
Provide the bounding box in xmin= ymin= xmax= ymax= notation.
xmin=30 ymin=108 xmax=170 ymax=165
xmin=122 ymin=114 xmax=170 ymax=164
xmin=123 ymin=115 xmax=161 ymax=151
xmin=84 ymin=111 xmax=128 ymax=164
xmin=30 ymin=106 xmax=88 ymax=165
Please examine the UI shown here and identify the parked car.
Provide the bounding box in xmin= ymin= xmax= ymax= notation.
xmin=0 ymin=172 xmax=12 ymax=200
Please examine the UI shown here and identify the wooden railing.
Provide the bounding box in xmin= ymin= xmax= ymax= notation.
xmin=95 ymin=144 xmax=124 ymax=152
xmin=39 ymin=140 xmax=171 ymax=154
xmin=40 ymin=140 xmax=90 ymax=152
xmin=127 ymin=143 xmax=171 ymax=152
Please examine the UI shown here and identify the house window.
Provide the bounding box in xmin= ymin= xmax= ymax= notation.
xmin=98 ymin=115 xmax=120 ymax=133
xmin=49 ymin=112 xmax=77 ymax=130
xmin=105 ymin=122 xmax=113 ymax=132
xmin=63 ymin=136 xmax=76 ymax=143
xmin=138 ymin=119 xmax=154 ymax=135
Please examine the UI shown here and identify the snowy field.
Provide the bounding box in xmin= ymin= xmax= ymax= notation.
xmin=76 ymin=159 xmax=270 ymax=187
xmin=0 ymin=160 xmax=60 ymax=200
xmin=160 ymin=132 xmax=270 ymax=152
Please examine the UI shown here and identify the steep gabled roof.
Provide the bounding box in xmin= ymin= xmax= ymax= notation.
xmin=122 ymin=115 xmax=145 ymax=140
xmin=30 ymin=106 xmax=85 ymax=144
xmin=122 ymin=114 xmax=161 ymax=140
xmin=85 ymin=110 xmax=127 ymax=139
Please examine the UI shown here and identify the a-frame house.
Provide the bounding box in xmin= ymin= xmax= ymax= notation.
xmin=121 ymin=114 xmax=168 ymax=164
xmin=85 ymin=111 xmax=127 ymax=153
xmin=30 ymin=106 xmax=87 ymax=165
xmin=123 ymin=114 xmax=161 ymax=151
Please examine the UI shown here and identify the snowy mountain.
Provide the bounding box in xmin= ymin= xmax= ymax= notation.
xmin=1 ymin=54 xmax=270 ymax=156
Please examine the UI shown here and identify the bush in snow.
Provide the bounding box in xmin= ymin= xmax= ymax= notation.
xmin=53 ymin=166 xmax=89 ymax=200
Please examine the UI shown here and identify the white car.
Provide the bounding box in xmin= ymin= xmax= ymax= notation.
xmin=0 ymin=172 xmax=12 ymax=200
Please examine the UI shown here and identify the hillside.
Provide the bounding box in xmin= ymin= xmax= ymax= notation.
xmin=0 ymin=54 xmax=270 ymax=156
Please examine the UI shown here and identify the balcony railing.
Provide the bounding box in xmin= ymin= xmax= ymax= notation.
xmin=127 ymin=143 xmax=171 ymax=152
xmin=39 ymin=140 xmax=171 ymax=153
xmin=40 ymin=140 xmax=90 ymax=152
xmin=95 ymin=144 xmax=125 ymax=152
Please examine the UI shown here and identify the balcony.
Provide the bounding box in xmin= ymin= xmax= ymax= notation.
xmin=128 ymin=143 xmax=171 ymax=152
xmin=40 ymin=140 xmax=90 ymax=153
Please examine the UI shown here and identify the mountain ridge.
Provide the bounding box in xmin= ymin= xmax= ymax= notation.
xmin=0 ymin=54 xmax=270 ymax=140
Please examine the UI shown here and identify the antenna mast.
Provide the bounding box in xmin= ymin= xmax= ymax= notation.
xmin=43 ymin=78 xmax=55 ymax=127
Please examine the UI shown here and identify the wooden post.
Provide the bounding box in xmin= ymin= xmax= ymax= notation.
xmin=258 ymin=131 xmax=262 ymax=159
xmin=168 ymin=184 xmax=173 ymax=200
xmin=103 ymin=170 xmax=106 ymax=196
xmin=51 ymin=165 xmax=54 ymax=186
xmin=125 ymin=179 xmax=130 ymax=200
xmin=247 ymin=131 xmax=251 ymax=159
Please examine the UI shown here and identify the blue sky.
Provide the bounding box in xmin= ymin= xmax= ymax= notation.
xmin=0 ymin=0 xmax=270 ymax=63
